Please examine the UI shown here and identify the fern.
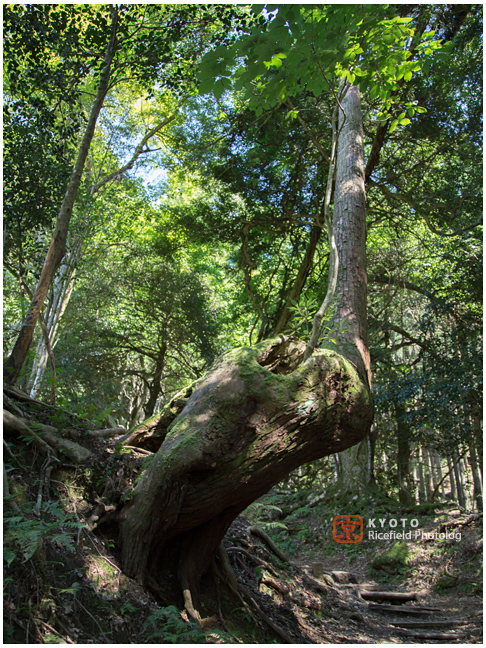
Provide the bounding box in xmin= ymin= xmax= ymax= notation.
xmin=246 ymin=502 xmax=283 ymax=516
xmin=142 ymin=606 xmax=236 ymax=644
xmin=4 ymin=500 xmax=86 ymax=564
xmin=259 ymin=521 xmax=287 ymax=532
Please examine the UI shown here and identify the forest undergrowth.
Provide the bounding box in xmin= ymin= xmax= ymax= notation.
xmin=4 ymin=391 xmax=482 ymax=644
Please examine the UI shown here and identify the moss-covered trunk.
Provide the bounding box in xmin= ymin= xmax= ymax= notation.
xmin=119 ymin=336 xmax=372 ymax=597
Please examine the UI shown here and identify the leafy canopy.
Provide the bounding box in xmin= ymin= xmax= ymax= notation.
xmin=198 ymin=4 xmax=442 ymax=117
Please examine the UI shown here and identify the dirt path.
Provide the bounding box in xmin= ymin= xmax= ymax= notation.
xmin=289 ymin=556 xmax=483 ymax=643
xmin=227 ymin=509 xmax=483 ymax=643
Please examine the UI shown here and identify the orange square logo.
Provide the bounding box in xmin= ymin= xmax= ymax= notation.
xmin=333 ymin=515 xmax=363 ymax=543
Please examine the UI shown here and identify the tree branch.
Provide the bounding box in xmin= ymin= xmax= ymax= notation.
xmin=369 ymin=275 xmax=435 ymax=300
xmin=368 ymin=179 xmax=482 ymax=237
xmin=90 ymin=112 xmax=179 ymax=194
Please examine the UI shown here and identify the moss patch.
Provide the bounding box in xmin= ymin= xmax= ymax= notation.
xmin=372 ymin=541 xmax=410 ymax=574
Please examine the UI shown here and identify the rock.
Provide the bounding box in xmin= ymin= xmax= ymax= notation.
xmin=331 ymin=570 xmax=359 ymax=584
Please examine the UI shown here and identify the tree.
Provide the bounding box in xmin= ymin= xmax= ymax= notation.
xmin=117 ymin=3 xmax=431 ymax=609
xmin=4 ymin=5 xmax=119 ymax=384
xmin=4 ymin=2 xmax=482 ymax=627
xmin=4 ymin=3 xmax=249 ymax=384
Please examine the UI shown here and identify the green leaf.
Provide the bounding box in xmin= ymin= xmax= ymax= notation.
xmin=198 ymin=77 xmax=216 ymax=95
xmin=389 ymin=118 xmax=399 ymax=133
xmin=369 ymin=84 xmax=380 ymax=100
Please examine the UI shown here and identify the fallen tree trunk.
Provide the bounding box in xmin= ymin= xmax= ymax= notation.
xmin=3 ymin=409 xmax=92 ymax=463
xmin=119 ymin=335 xmax=373 ymax=604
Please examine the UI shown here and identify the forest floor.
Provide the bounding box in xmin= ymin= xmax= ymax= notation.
xmin=3 ymin=390 xmax=483 ymax=644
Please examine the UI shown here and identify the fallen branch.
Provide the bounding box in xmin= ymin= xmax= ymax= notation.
xmin=123 ymin=445 xmax=154 ymax=456
xmin=87 ymin=427 xmax=127 ymax=437
xmin=360 ymin=591 xmax=420 ymax=603
xmin=249 ymin=527 xmax=289 ymax=562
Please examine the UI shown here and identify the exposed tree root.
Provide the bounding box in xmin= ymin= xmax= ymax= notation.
xmin=227 ymin=545 xmax=279 ymax=576
xmin=216 ymin=544 xmax=293 ymax=643
xmin=238 ymin=583 xmax=294 ymax=643
xmin=4 ymin=409 xmax=56 ymax=458
xmin=249 ymin=526 xmax=290 ymax=562
xmin=438 ymin=513 xmax=483 ymax=532
xmin=3 ymin=393 xmax=25 ymax=418
xmin=181 ymin=582 xmax=202 ymax=625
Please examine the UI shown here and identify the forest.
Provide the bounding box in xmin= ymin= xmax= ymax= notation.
xmin=3 ymin=3 xmax=483 ymax=644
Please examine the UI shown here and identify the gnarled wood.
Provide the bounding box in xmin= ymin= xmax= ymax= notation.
xmin=119 ymin=335 xmax=373 ymax=600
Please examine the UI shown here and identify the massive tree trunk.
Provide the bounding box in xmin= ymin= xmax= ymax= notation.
xmin=332 ymin=437 xmax=373 ymax=499
xmin=119 ymin=85 xmax=373 ymax=610
xmin=120 ymin=338 xmax=373 ymax=590
xmin=3 ymin=7 xmax=119 ymax=385
xmin=329 ymin=84 xmax=371 ymax=387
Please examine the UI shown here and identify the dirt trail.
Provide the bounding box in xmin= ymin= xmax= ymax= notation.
xmin=226 ymin=507 xmax=483 ymax=643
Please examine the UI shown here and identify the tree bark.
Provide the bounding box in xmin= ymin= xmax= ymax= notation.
xmin=416 ymin=448 xmax=427 ymax=504
xmin=28 ymin=252 xmax=77 ymax=397
xmin=446 ymin=457 xmax=456 ymax=500
xmin=120 ymin=337 xmax=373 ymax=595
xmin=452 ymin=452 xmax=466 ymax=509
xmin=3 ymin=7 xmax=119 ymax=385
xmin=333 ymin=436 xmax=372 ymax=498
xmin=328 ymin=85 xmax=370 ymax=386
xmin=469 ymin=444 xmax=483 ymax=511
xmin=396 ymin=406 xmax=414 ymax=506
